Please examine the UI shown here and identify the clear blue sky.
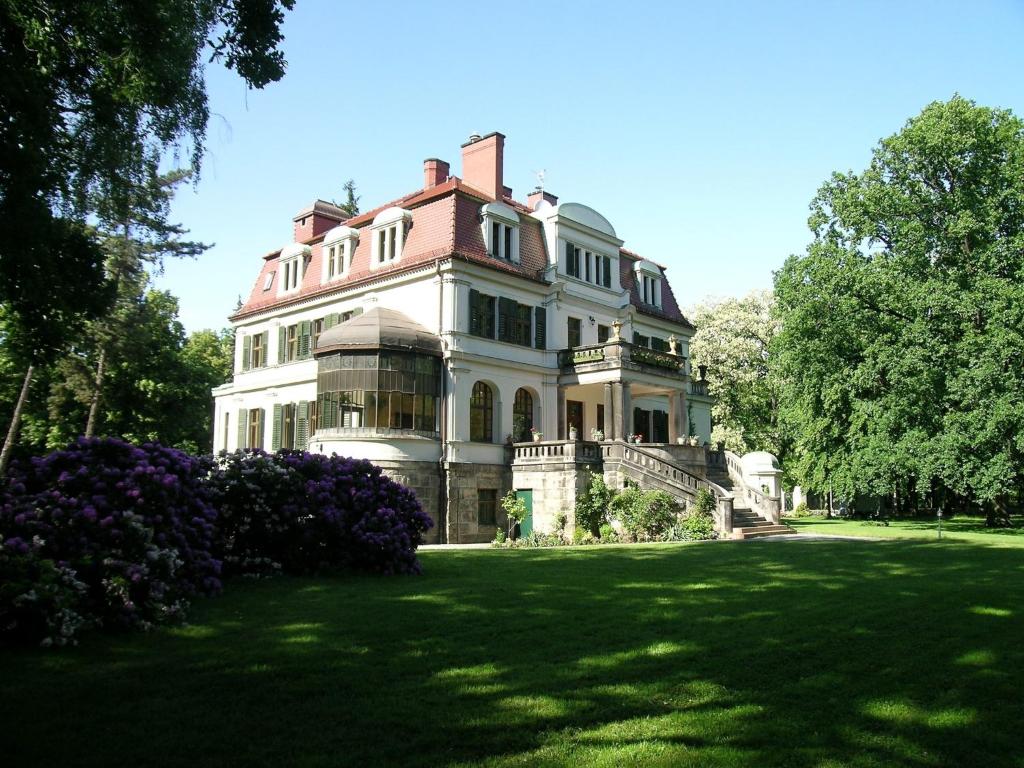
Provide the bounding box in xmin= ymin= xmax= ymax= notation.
xmin=158 ymin=0 xmax=1024 ymax=332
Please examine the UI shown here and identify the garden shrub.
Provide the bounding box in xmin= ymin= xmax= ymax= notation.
xmin=693 ymin=488 xmax=717 ymax=517
xmin=611 ymin=485 xmax=679 ymax=542
xmin=791 ymin=501 xmax=810 ymax=518
xmin=0 ymin=437 xmax=221 ymax=643
xmin=208 ymin=450 xmax=434 ymax=576
xmin=598 ymin=522 xmax=617 ymax=541
xmin=575 ymin=470 xmax=613 ymax=536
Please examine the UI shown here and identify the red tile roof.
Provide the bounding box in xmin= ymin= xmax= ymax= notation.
xmin=232 ymin=179 xmax=690 ymax=329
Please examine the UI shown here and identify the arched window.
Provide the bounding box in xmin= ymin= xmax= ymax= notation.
xmin=512 ymin=388 xmax=533 ymax=443
xmin=470 ymin=382 xmax=493 ymax=442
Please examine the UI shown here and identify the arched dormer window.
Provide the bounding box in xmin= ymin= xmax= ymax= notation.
xmin=481 ymin=202 xmax=519 ymax=263
xmin=278 ymin=243 xmax=311 ymax=296
xmin=369 ymin=207 xmax=412 ymax=270
xmin=321 ymin=225 xmax=359 ymax=283
xmin=633 ymin=260 xmax=663 ymax=308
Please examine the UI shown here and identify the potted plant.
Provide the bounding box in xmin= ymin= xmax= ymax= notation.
xmin=568 ymin=426 xmax=578 ymax=441
xmin=688 ymin=435 xmax=700 ymax=446
xmin=531 ymin=427 xmax=543 ymax=443
xmin=591 ymin=428 xmax=604 ymax=441
xmin=632 ymin=433 xmax=643 ymax=444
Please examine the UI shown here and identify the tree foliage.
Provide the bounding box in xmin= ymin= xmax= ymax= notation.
xmin=688 ymin=291 xmax=782 ymax=456
xmin=773 ymin=96 xmax=1024 ymax=522
xmin=0 ymin=0 xmax=294 ymax=355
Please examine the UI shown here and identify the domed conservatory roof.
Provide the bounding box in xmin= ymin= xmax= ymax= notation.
xmin=315 ymin=307 xmax=442 ymax=357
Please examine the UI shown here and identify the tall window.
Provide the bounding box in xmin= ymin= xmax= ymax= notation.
xmin=478 ymin=489 xmax=497 ymax=526
xmin=567 ymin=317 xmax=582 ymax=348
xmin=565 ymin=241 xmax=580 ymax=277
xmin=243 ymin=331 xmax=268 ymax=370
xmin=247 ymin=408 xmax=263 ymax=449
xmin=512 ymin=388 xmax=533 ymax=443
xmin=470 ymin=381 xmax=494 ymax=442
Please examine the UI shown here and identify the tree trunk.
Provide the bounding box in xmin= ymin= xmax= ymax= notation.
xmin=84 ymin=346 xmax=107 ymax=438
xmin=986 ymin=494 xmax=1012 ymax=528
xmin=0 ymin=364 xmax=35 ymax=477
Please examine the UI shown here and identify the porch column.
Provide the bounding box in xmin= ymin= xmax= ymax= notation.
xmin=612 ymin=381 xmax=631 ymax=440
xmin=603 ymin=382 xmax=614 ymax=439
xmin=668 ymin=389 xmax=680 ymax=443
xmin=556 ymin=385 xmax=566 ymax=440
xmin=679 ymin=384 xmax=689 ymax=438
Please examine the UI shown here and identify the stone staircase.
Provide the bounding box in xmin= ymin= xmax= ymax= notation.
xmin=707 ymin=469 xmax=796 ymax=539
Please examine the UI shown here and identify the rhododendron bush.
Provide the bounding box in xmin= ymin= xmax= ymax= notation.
xmin=208 ymin=450 xmax=433 ymax=577
xmin=0 ymin=439 xmax=432 ymax=646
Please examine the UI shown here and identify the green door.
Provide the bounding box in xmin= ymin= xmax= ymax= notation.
xmin=516 ymin=490 xmax=533 ymax=538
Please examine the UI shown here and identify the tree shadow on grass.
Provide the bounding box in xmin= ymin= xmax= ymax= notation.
xmin=2 ymin=539 xmax=1023 ymax=767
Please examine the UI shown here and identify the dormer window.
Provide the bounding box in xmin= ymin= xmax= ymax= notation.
xmin=481 ymin=202 xmax=519 ymax=262
xmin=633 ymin=260 xmax=663 ymax=308
xmin=321 ymin=225 xmax=359 ymax=284
xmin=277 ymin=243 xmax=311 ymax=296
xmin=369 ymin=207 xmax=412 ymax=270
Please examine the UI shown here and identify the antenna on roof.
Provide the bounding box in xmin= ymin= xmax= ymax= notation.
xmin=532 ymin=169 xmax=546 ymax=192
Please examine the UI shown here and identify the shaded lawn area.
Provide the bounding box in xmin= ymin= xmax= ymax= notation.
xmin=3 ymin=539 xmax=1024 ymax=767
xmin=788 ymin=515 xmax=1024 ymax=544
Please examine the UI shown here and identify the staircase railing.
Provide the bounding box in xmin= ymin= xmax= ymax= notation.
xmin=603 ymin=441 xmax=734 ymax=534
xmin=724 ymin=450 xmax=782 ymax=524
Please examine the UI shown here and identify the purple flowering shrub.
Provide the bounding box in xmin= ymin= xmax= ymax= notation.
xmin=209 ymin=450 xmax=433 ymax=576
xmin=0 ymin=438 xmax=221 ymax=644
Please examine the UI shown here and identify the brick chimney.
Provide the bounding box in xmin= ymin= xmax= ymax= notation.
xmin=423 ymin=158 xmax=450 ymax=189
xmin=527 ymin=188 xmax=558 ymax=211
xmin=293 ymin=200 xmax=346 ymax=242
xmin=461 ymin=132 xmax=505 ymax=200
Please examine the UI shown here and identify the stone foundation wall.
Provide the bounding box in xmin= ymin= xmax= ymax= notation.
xmin=511 ymin=463 xmax=599 ymax=536
xmin=445 ymin=462 xmax=512 ymax=544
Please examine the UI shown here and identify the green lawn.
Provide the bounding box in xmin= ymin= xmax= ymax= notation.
xmin=787 ymin=514 xmax=1024 ymax=545
xmin=3 ymin=537 xmax=1024 ymax=767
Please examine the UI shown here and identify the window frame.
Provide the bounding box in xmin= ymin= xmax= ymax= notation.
xmin=470 ymin=381 xmax=494 ymax=443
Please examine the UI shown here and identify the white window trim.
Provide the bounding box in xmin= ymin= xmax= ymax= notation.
xmin=321 ymin=226 xmax=359 ymax=284
xmin=633 ymin=260 xmax=663 ymax=308
xmin=277 ymin=243 xmax=311 ymax=297
xmin=369 ymin=207 xmax=412 ymax=271
xmin=481 ymin=202 xmax=520 ymax=263
xmin=562 ymin=237 xmax=615 ymax=290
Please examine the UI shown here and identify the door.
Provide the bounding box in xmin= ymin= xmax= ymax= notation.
xmin=566 ymin=400 xmax=584 ymax=438
xmin=516 ymin=489 xmax=533 ymax=537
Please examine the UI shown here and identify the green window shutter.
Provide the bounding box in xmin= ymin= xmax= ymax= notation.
xmin=242 ymin=335 xmax=251 ymax=371
xmin=352 ymin=307 xmax=363 ymax=317
xmin=565 ymin=241 xmax=573 ymax=273
xmin=299 ymin=320 xmax=312 ymax=359
xmin=534 ymin=306 xmax=546 ymax=349
xmin=260 ymin=331 xmax=269 ymax=367
xmin=278 ymin=327 xmax=286 ymax=364
xmin=271 ymin=404 xmax=283 ymax=451
xmin=324 ymin=313 xmax=339 ymax=330
xmin=257 ymin=408 xmax=266 ymax=449
xmin=237 ymin=410 xmax=247 ymax=449
xmin=469 ymin=289 xmax=481 ymax=336
xmin=296 ymin=401 xmax=309 ymax=450
xmin=497 ymin=297 xmax=515 ymax=342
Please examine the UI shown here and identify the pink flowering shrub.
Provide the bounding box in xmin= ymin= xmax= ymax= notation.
xmin=209 ymin=450 xmax=433 ymax=577
xmin=0 ymin=438 xmax=221 ymax=644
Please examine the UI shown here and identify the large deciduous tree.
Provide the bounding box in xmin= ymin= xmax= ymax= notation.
xmin=0 ymin=0 xmax=294 ymax=469
xmin=688 ymin=291 xmax=782 ymax=458
xmin=774 ymin=96 xmax=1024 ymax=524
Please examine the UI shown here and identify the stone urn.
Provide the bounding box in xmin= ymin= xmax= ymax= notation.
xmin=532 ymin=432 xmax=542 ymax=443
xmin=568 ymin=426 xmax=578 ymax=441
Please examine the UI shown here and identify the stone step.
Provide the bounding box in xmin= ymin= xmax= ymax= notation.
xmin=732 ymin=518 xmax=775 ymax=528
xmin=731 ymin=525 xmax=796 ymax=540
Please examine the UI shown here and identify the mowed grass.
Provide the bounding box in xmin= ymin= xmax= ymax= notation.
xmin=3 ymin=536 xmax=1024 ymax=767
xmin=788 ymin=514 xmax=1024 ymax=544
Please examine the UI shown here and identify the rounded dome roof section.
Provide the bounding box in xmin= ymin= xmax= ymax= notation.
xmin=322 ymin=224 xmax=359 ymax=244
xmin=553 ymin=202 xmax=616 ymax=237
xmin=279 ymin=242 xmax=311 ymax=260
xmin=315 ymin=307 xmax=442 ymax=357
xmin=371 ymin=206 xmax=413 ymax=227
xmin=741 ymin=451 xmax=780 ymax=473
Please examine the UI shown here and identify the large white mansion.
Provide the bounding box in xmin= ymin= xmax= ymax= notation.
xmin=213 ymin=132 xmax=786 ymax=543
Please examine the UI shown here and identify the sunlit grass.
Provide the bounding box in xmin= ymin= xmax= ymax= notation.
xmin=3 ymin=538 xmax=1024 ymax=767
xmin=788 ymin=515 xmax=1024 ymax=545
